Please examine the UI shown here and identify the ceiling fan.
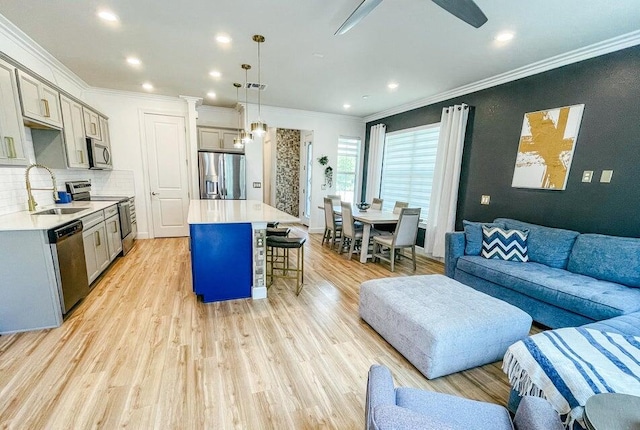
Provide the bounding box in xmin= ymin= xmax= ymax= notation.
xmin=335 ymin=0 xmax=488 ymax=35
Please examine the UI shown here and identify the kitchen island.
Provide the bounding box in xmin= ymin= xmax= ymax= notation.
xmin=187 ymin=199 xmax=298 ymax=302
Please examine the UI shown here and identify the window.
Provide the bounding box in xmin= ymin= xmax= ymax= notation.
xmin=336 ymin=136 xmax=361 ymax=204
xmin=379 ymin=124 xmax=440 ymax=214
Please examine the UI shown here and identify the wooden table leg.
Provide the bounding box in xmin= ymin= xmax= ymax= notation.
xmin=360 ymin=223 xmax=372 ymax=263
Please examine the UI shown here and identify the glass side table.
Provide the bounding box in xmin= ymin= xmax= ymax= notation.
xmin=584 ymin=393 xmax=640 ymax=430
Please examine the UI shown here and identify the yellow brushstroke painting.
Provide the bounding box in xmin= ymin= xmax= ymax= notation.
xmin=512 ymin=104 xmax=584 ymax=190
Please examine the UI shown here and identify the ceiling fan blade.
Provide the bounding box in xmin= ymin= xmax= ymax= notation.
xmin=431 ymin=0 xmax=488 ymax=28
xmin=335 ymin=0 xmax=383 ymax=35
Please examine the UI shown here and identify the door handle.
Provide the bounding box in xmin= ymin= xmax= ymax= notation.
xmin=151 ymin=192 xmax=159 ymax=196
xmin=41 ymin=99 xmax=51 ymax=118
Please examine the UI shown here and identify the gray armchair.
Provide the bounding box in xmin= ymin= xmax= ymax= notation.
xmin=366 ymin=364 xmax=563 ymax=430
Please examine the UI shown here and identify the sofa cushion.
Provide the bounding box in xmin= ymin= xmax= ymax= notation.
xmin=371 ymin=404 xmax=456 ymax=430
xmin=456 ymin=256 xmax=640 ymax=321
xmin=567 ymin=234 xmax=640 ymax=288
xmin=463 ymin=220 xmax=506 ymax=256
xmin=582 ymin=312 xmax=640 ymax=337
xmin=396 ymin=388 xmax=514 ymax=430
xmin=494 ymin=219 xmax=579 ymax=269
xmin=482 ymin=226 xmax=529 ymax=262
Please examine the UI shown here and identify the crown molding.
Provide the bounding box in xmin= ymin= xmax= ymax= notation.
xmin=86 ymin=86 xmax=189 ymax=104
xmin=0 ymin=14 xmax=89 ymax=92
xmin=364 ymin=30 xmax=640 ymax=123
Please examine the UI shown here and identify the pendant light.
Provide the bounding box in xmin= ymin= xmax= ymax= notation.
xmin=240 ymin=64 xmax=253 ymax=144
xmin=233 ymin=83 xmax=244 ymax=149
xmin=250 ymin=34 xmax=268 ymax=136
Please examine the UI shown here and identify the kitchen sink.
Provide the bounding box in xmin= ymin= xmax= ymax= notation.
xmin=33 ymin=207 xmax=88 ymax=215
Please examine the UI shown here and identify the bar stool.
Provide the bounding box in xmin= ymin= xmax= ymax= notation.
xmin=267 ymin=221 xmax=279 ymax=228
xmin=266 ymin=236 xmax=306 ymax=295
xmin=266 ymin=227 xmax=290 ymax=263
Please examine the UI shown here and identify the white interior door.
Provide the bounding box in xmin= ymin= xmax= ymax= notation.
xmin=144 ymin=113 xmax=189 ymax=237
xmin=299 ymin=131 xmax=313 ymax=226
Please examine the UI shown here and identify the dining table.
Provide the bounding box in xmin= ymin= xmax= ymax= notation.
xmin=321 ymin=204 xmax=399 ymax=263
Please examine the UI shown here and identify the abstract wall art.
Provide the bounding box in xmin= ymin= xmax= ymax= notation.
xmin=511 ymin=104 xmax=584 ymax=190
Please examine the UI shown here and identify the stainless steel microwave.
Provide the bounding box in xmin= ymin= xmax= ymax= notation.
xmin=86 ymin=138 xmax=112 ymax=170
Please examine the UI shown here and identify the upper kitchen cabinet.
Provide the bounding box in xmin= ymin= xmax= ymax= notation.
xmin=198 ymin=126 xmax=239 ymax=151
xmin=16 ymin=69 xmax=62 ymax=128
xmin=0 ymin=59 xmax=28 ymax=166
xmin=82 ymin=107 xmax=102 ymax=140
xmin=60 ymin=95 xmax=89 ymax=168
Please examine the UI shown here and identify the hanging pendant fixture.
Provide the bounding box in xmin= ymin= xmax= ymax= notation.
xmin=233 ymin=82 xmax=244 ymax=149
xmin=250 ymin=34 xmax=268 ymax=137
xmin=240 ymin=64 xmax=253 ymax=144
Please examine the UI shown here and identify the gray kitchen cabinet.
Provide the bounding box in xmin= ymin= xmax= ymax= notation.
xmin=81 ymin=211 xmax=110 ymax=284
xmin=198 ymin=126 xmax=238 ymax=151
xmin=105 ymin=210 xmax=122 ymax=262
xmin=0 ymin=58 xmax=28 ymax=166
xmin=82 ymin=106 xmax=102 ymax=140
xmin=16 ymin=69 xmax=62 ymax=128
xmin=60 ymin=95 xmax=89 ymax=168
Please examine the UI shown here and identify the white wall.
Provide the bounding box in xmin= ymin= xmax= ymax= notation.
xmin=246 ymin=104 xmax=365 ymax=232
xmin=84 ymin=89 xmax=189 ymax=239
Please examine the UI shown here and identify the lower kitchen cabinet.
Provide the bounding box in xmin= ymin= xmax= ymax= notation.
xmin=105 ymin=214 xmax=122 ymax=262
xmin=81 ymin=212 xmax=110 ymax=284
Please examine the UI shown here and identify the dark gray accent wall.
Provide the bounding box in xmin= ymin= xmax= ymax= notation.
xmin=364 ymin=45 xmax=640 ymax=238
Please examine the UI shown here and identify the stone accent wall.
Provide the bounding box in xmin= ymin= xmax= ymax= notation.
xmin=275 ymin=128 xmax=300 ymax=217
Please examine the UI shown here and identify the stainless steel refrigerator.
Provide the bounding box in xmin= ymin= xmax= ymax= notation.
xmin=198 ymin=151 xmax=247 ymax=199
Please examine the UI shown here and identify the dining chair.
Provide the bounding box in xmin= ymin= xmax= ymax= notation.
xmin=339 ymin=201 xmax=364 ymax=260
xmin=372 ymin=207 xmax=421 ymax=272
xmin=371 ymin=198 xmax=383 ymax=210
xmin=392 ymin=201 xmax=409 ymax=214
xmin=322 ymin=197 xmax=342 ymax=249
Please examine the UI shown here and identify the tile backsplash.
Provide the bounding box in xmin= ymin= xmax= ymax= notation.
xmin=0 ymin=167 xmax=135 ymax=216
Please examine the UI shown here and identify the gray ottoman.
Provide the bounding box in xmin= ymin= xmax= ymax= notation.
xmin=359 ymin=274 xmax=532 ymax=379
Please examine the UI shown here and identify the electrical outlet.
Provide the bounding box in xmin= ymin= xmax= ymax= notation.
xmin=481 ymin=195 xmax=490 ymax=205
xmin=600 ymin=170 xmax=613 ymax=183
xmin=582 ymin=170 xmax=593 ymax=183
xmin=252 ymin=182 xmax=262 ymax=188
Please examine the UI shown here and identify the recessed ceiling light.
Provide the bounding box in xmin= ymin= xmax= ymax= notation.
xmin=142 ymin=82 xmax=153 ymax=91
xmin=216 ymin=34 xmax=232 ymax=44
xmin=495 ymin=32 xmax=515 ymax=42
xmin=362 ymin=95 xmax=369 ymax=99
xmin=126 ymin=57 xmax=141 ymax=66
xmin=343 ymin=104 xmax=351 ymax=109
xmin=209 ymin=70 xmax=222 ymax=78
xmin=387 ymin=82 xmax=399 ymax=90
xmin=207 ymin=92 xmax=217 ymax=99
xmin=313 ymin=53 xmax=325 ymax=58
xmin=97 ymin=10 xmax=118 ymax=22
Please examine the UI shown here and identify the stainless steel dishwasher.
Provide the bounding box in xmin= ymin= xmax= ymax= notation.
xmin=48 ymin=220 xmax=90 ymax=314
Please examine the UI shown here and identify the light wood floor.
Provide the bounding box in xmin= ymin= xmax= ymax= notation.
xmin=0 ymin=226 xmax=513 ymax=429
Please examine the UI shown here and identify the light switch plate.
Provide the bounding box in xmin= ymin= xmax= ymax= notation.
xmin=481 ymin=195 xmax=490 ymax=205
xmin=252 ymin=182 xmax=262 ymax=188
xmin=582 ymin=170 xmax=593 ymax=183
xmin=600 ymin=170 xmax=613 ymax=183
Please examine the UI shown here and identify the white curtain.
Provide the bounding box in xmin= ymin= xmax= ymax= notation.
xmin=425 ymin=104 xmax=469 ymax=258
xmin=365 ymin=124 xmax=386 ymax=202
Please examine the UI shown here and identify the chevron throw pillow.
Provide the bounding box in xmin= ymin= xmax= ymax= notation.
xmin=481 ymin=226 xmax=529 ymax=262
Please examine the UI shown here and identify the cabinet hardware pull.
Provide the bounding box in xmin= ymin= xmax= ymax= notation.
xmin=91 ymin=122 xmax=97 ymax=135
xmin=42 ymin=99 xmax=51 ymax=118
xmin=4 ymin=137 xmax=16 ymax=158
xmin=77 ymin=149 xmax=84 ymax=164
xmin=112 ymin=221 xmax=118 ymax=233
xmin=95 ymin=230 xmax=101 ymax=246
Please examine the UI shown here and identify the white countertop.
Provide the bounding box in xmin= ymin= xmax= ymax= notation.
xmin=187 ymin=200 xmax=299 ymax=225
xmin=0 ymin=201 xmax=119 ymax=231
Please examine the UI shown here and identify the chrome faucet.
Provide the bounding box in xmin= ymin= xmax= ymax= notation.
xmin=25 ymin=163 xmax=59 ymax=212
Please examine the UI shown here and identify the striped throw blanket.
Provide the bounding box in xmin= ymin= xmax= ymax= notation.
xmin=503 ymin=328 xmax=640 ymax=428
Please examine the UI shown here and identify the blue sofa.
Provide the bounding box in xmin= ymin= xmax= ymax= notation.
xmin=445 ymin=218 xmax=640 ymax=329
